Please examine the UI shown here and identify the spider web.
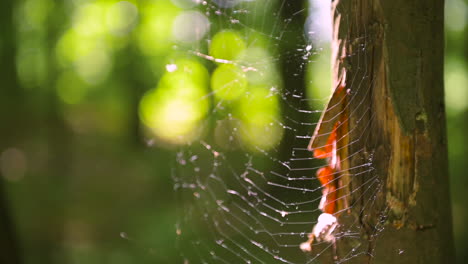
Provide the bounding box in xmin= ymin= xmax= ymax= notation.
xmin=169 ymin=0 xmax=384 ymax=263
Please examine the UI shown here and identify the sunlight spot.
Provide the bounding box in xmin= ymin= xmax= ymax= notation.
xmin=73 ymin=3 xmax=106 ymax=37
xmin=139 ymin=60 xmax=210 ymax=145
xmin=173 ymin=11 xmax=210 ymax=43
xmin=236 ymin=85 xmax=283 ymax=151
xmin=171 ymin=0 xmax=200 ymax=9
xmin=106 ymin=1 xmax=139 ymax=36
xmin=209 ymin=30 xmax=246 ymax=61
xmin=75 ymin=47 xmax=112 ymax=84
xmin=238 ymin=47 xmax=278 ymax=85
xmin=445 ymin=59 xmax=468 ymax=115
xmin=137 ymin=1 xmax=180 ymax=55
xmin=306 ymin=0 xmax=332 ymax=43
xmin=211 ymin=64 xmax=248 ymax=100
xmin=239 ymin=120 xmax=283 ymax=151
xmin=446 ymin=0 xmax=467 ymax=32
xmin=166 ymin=64 xmax=178 ymax=72
xmin=237 ymin=85 xmax=280 ymax=125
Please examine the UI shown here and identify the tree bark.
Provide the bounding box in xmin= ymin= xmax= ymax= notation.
xmin=331 ymin=0 xmax=455 ymax=263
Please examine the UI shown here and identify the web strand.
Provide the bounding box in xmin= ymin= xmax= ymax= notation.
xmin=173 ymin=1 xmax=383 ymax=263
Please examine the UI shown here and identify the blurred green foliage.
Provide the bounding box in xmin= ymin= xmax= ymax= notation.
xmin=0 ymin=0 xmax=466 ymax=263
xmin=209 ymin=30 xmax=246 ymax=61
xmin=445 ymin=1 xmax=468 ymax=264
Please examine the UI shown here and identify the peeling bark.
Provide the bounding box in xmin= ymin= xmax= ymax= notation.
xmin=331 ymin=0 xmax=455 ymax=263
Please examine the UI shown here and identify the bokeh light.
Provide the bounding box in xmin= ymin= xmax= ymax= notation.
xmin=17 ymin=0 xmax=53 ymax=31
xmin=173 ymin=11 xmax=210 ymax=43
xmin=137 ymin=1 xmax=180 ymax=56
xmin=445 ymin=0 xmax=467 ymax=32
xmin=237 ymin=85 xmax=283 ymax=150
xmin=16 ymin=42 xmax=47 ymax=88
xmin=211 ymin=64 xmax=248 ymax=101
xmin=209 ymin=30 xmax=246 ymax=61
xmin=15 ymin=0 xmax=53 ymax=88
xmin=0 ymin=148 xmax=27 ymax=182
xmin=445 ymin=59 xmax=468 ymax=116
xmin=56 ymin=1 xmax=118 ymax=85
xmin=56 ymin=71 xmax=89 ymax=105
xmin=238 ymin=47 xmax=278 ymax=85
xmin=106 ymin=1 xmax=139 ymax=36
xmin=72 ymin=2 xmax=107 ymax=37
xmin=139 ymin=59 xmax=210 ymax=145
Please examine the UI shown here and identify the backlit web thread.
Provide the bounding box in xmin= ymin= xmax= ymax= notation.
xmin=172 ymin=1 xmax=384 ymax=263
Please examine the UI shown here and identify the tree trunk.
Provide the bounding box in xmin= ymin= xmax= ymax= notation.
xmin=0 ymin=0 xmax=23 ymax=263
xmin=331 ymin=0 xmax=455 ymax=262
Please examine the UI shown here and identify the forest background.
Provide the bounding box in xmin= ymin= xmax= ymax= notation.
xmin=0 ymin=0 xmax=466 ymax=263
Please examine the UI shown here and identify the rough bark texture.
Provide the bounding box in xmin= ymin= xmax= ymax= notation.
xmin=331 ymin=0 xmax=455 ymax=263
